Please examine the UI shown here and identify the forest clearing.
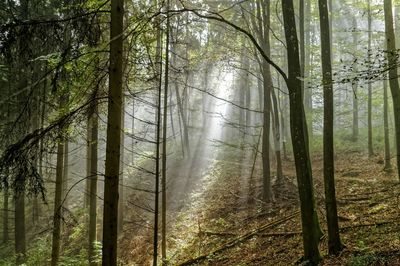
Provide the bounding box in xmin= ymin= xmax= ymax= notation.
xmin=0 ymin=0 xmax=400 ymax=265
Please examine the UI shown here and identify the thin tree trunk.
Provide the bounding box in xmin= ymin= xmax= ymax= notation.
xmin=282 ymin=0 xmax=322 ymax=263
xmin=2 ymin=189 xmax=8 ymax=243
xmin=300 ymin=0 xmax=305 ymax=97
xmin=304 ymin=0 xmax=313 ymax=139
xmin=153 ymin=8 xmax=163 ymax=265
xmin=102 ymin=0 xmax=124 ymax=263
xmin=51 ymin=134 xmax=64 ymax=266
xmin=85 ymin=115 xmax=91 ymax=208
xmin=63 ymin=141 xmax=69 ymax=208
xmin=162 ymin=1 xmax=170 ymax=262
xmin=384 ymin=0 xmax=400 ymax=180
xmin=318 ymin=0 xmax=343 ymax=255
xmin=271 ymin=89 xmax=283 ymax=182
xmin=89 ymin=99 xmax=98 ymax=266
xmin=352 ymin=0 xmax=359 ymax=142
xmin=118 ymin=96 xmax=125 ymax=235
xmin=257 ymin=0 xmax=273 ymax=202
xmin=383 ymin=79 xmax=392 ymax=171
xmin=15 ymin=191 xmax=26 ymax=265
xmin=367 ymin=0 xmax=374 ymax=157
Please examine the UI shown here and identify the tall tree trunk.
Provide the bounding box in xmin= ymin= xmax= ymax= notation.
xmin=51 ymin=129 xmax=65 ymax=266
xmin=15 ymin=191 xmax=26 ymax=265
xmin=352 ymin=0 xmax=359 ymax=142
xmin=318 ymin=0 xmax=343 ymax=255
xmin=300 ymin=0 xmax=305 ymax=97
xmin=2 ymin=189 xmax=8 ymax=243
xmin=171 ymin=42 xmax=190 ymax=156
xmin=153 ymin=8 xmax=163 ymax=264
xmin=282 ymin=0 xmax=322 ymax=263
xmin=102 ymin=0 xmax=124 ymax=264
xmin=89 ymin=99 xmax=98 ymax=266
xmin=161 ymin=1 xmax=170 ymax=262
xmin=304 ymin=0 xmax=313 ymax=139
xmin=384 ymin=0 xmax=400 ymax=180
xmin=258 ymin=0 xmax=273 ymax=202
xmin=63 ymin=141 xmax=69 ymax=208
xmin=367 ymin=0 xmax=374 ymax=157
xmin=239 ymin=41 xmax=246 ymax=140
xmin=118 ymin=97 xmax=125 ymax=235
xmin=85 ymin=116 xmax=91 ymax=208
xmin=271 ymin=89 xmax=283 ymax=182
xmin=383 ymin=79 xmax=392 ymax=171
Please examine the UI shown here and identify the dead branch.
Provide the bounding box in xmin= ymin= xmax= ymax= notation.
xmin=178 ymin=210 xmax=300 ymax=266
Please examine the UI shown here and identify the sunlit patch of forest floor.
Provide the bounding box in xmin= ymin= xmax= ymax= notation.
xmin=164 ymin=150 xmax=400 ymax=266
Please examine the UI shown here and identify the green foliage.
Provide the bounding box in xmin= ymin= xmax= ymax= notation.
xmin=26 ymin=236 xmax=52 ymax=265
xmin=348 ymin=252 xmax=376 ymax=266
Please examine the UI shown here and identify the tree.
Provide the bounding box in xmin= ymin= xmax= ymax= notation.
xmin=282 ymin=0 xmax=322 ymax=263
xmin=88 ymin=97 xmax=99 ymax=266
xmin=51 ymin=116 xmax=65 ymax=266
xmin=161 ymin=0 xmax=170 ymax=262
xmin=255 ymin=0 xmax=273 ymax=202
xmin=383 ymin=0 xmax=400 ymax=180
xmin=352 ymin=0 xmax=359 ymax=142
xmin=383 ymin=79 xmax=392 ymax=171
xmin=102 ymin=0 xmax=124 ymax=264
xmin=2 ymin=189 xmax=8 ymax=243
xmin=318 ymin=0 xmax=343 ymax=254
xmin=367 ymin=0 xmax=374 ymax=157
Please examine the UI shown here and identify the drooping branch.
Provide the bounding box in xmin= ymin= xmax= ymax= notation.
xmin=169 ymin=3 xmax=288 ymax=82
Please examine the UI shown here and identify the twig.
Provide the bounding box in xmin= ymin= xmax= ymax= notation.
xmin=178 ymin=210 xmax=300 ymax=266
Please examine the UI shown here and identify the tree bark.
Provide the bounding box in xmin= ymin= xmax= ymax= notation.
xmin=85 ymin=115 xmax=91 ymax=208
xmin=2 ymin=189 xmax=8 ymax=243
xmin=271 ymin=89 xmax=283 ymax=182
xmin=383 ymin=79 xmax=392 ymax=171
xmin=102 ymin=0 xmax=124 ymax=264
xmin=352 ymin=1 xmax=359 ymax=142
xmin=367 ymin=0 xmax=374 ymax=157
xmin=118 ymin=96 xmax=125 ymax=235
xmin=384 ymin=0 xmax=400 ymax=180
xmin=162 ymin=1 xmax=170 ymax=262
xmin=282 ymin=0 xmax=322 ymax=263
xmin=89 ymin=99 xmax=99 ymax=266
xmin=51 ymin=134 xmax=64 ymax=266
xmin=15 ymin=191 xmax=26 ymax=265
xmin=318 ymin=0 xmax=343 ymax=255
xmin=63 ymin=141 xmax=69 ymax=208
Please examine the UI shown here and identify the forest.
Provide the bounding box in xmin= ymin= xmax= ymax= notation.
xmin=0 ymin=0 xmax=399 ymax=265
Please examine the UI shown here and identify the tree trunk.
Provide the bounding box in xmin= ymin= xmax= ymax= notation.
xmin=304 ymin=0 xmax=313 ymax=139
xmin=383 ymin=79 xmax=392 ymax=171
xmin=15 ymin=191 xmax=26 ymax=265
xmin=2 ymin=189 xmax=8 ymax=243
xmin=171 ymin=42 xmax=190 ymax=157
xmin=318 ymin=0 xmax=343 ymax=255
xmin=85 ymin=115 xmax=91 ymax=208
xmin=63 ymin=141 xmax=69 ymax=208
xmin=352 ymin=2 xmax=359 ymax=142
xmin=367 ymin=0 xmax=374 ymax=157
xmin=258 ymin=0 xmax=273 ymax=202
xmin=271 ymin=89 xmax=283 ymax=182
xmin=51 ymin=137 xmax=64 ymax=266
xmin=102 ymin=0 xmax=124 ymax=264
xmin=89 ymin=100 xmax=99 ymax=266
xmin=282 ymin=0 xmax=322 ymax=263
xmin=162 ymin=1 xmax=170 ymax=262
xmin=384 ymin=0 xmax=400 ymax=180
xmin=118 ymin=96 xmax=125 ymax=235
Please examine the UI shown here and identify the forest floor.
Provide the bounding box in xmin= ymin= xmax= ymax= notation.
xmin=154 ymin=149 xmax=400 ymax=266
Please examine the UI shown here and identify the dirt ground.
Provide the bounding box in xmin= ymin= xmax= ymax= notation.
xmin=162 ymin=150 xmax=400 ymax=266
